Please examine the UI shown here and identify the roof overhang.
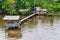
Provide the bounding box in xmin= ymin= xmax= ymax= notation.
xmin=2 ymin=15 xmax=20 ymax=20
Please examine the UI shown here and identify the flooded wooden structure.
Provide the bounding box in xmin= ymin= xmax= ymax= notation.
xmin=39 ymin=9 xmax=48 ymax=14
xmin=2 ymin=15 xmax=22 ymax=38
xmin=35 ymin=7 xmax=48 ymax=14
xmin=2 ymin=15 xmax=21 ymax=29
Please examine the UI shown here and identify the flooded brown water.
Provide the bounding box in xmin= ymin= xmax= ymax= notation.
xmin=0 ymin=15 xmax=60 ymax=40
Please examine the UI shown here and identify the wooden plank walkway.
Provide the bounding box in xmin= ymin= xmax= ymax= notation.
xmin=19 ymin=13 xmax=36 ymax=24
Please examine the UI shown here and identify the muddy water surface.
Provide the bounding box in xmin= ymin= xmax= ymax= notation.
xmin=0 ymin=15 xmax=60 ymax=40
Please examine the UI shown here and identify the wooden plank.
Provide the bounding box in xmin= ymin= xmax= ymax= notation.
xmin=19 ymin=13 xmax=36 ymax=23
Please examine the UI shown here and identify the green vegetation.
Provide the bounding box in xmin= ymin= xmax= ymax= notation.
xmin=0 ymin=0 xmax=60 ymax=15
xmin=20 ymin=9 xmax=31 ymax=15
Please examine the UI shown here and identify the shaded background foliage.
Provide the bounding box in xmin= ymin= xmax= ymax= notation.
xmin=0 ymin=0 xmax=60 ymax=15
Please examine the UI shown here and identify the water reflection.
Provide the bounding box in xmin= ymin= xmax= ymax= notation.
xmin=6 ymin=28 xmax=22 ymax=39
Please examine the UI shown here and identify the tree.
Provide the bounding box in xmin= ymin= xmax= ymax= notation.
xmin=1 ymin=0 xmax=60 ymax=15
xmin=2 ymin=0 xmax=18 ymax=15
